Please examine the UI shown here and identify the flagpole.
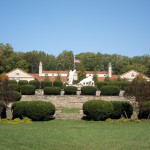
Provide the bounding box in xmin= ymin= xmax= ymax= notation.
xmin=73 ymin=55 xmax=75 ymax=70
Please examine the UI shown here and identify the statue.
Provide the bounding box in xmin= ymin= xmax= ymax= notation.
xmin=78 ymin=76 xmax=94 ymax=86
xmin=67 ymin=70 xmax=76 ymax=85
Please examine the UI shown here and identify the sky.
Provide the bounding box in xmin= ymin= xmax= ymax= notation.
xmin=0 ymin=0 xmax=150 ymax=57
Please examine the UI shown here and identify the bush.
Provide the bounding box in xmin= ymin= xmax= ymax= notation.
xmin=8 ymin=80 xmax=17 ymax=84
xmin=12 ymin=101 xmax=55 ymax=121
xmin=101 ymin=86 xmax=120 ymax=96
xmin=12 ymin=91 xmax=22 ymax=101
xmin=96 ymin=82 xmax=109 ymax=90
xmin=44 ymin=86 xmax=61 ymax=95
xmin=29 ymin=80 xmax=40 ymax=89
xmin=20 ymin=85 xmax=35 ymax=95
xmin=18 ymin=80 xmax=28 ymax=86
xmin=83 ymin=100 xmax=114 ymax=121
xmin=41 ymin=81 xmax=52 ymax=89
xmin=53 ymin=81 xmax=63 ymax=88
xmin=121 ymin=101 xmax=133 ymax=118
xmin=111 ymin=101 xmax=123 ymax=119
xmin=8 ymin=83 xmax=20 ymax=92
xmin=64 ymin=86 xmax=77 ymax=95
xmin=138 ymin=101 xmax=150 ymax=119
xmin=81 ymin=86 xmax=96 ymax=95
xmin=111 ymin=101 xmax=133 ymax=119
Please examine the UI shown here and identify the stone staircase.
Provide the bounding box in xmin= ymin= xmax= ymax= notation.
xmin=54 ymin=109 xmax=84 ymax=120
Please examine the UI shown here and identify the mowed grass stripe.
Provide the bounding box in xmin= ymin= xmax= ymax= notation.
xmin=0 ymin=120 xmax=149 ymax=150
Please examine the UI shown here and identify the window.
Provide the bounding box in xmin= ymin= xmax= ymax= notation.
xmin=45 ymin=74 xmax=48 ymax=76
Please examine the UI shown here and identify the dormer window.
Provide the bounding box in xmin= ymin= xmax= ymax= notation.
xmin=131 ymin=73 xmax=134 ymax=77
xmin=16 ymin=73 xmax=19 ymax=76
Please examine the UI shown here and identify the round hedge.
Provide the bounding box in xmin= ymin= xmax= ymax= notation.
xmin=18 ymin=80 xmax=28 ymax=86
xmin=81 ymin=86 xmax=96 ymax=95
xmin=83 ymin=100 xmax=114 ymax=121
xmin=121 ymin=101 xmax=133 ymax=118
xmin=20 ymin=85 xmax=35 ymax=95
xmin=101 ymin=85 xmax=120 ymax=96
xmin=96 ymin=82 xmax=109 ymax=90
xmin=53 ymin=81 xmax=63 ymax=87
xmin=8 ymin=80 xmax=17 ymax=84
xmin=41 ymin=81 xmax=52 ymax=89
xmin=44 ymin=86 xmax=61 ymax=95
xmin=29 ymin=80 xmax=40 ymax=89
xmin=138 ymin=101 xmax=150 ymax=119
xmin=12 ymin=101 xmax=55 ymax=121
xmin=12 ymin=91 xmax=22 ymax=101
xmin=64 ymin=86 xmax=77 ymax=95
xmin=8 ymin=83 xmax=20 ymax=92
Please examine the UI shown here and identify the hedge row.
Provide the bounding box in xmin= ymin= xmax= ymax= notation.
xmin=83 ymin=100 xmax=133 ymax=121
xmin=8 ymin=80 xmax=63 ymax=89
xmin=12 ymin=101 xmax=55 ymax=121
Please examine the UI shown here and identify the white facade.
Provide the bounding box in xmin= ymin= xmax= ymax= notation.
xmin=120 ymin=70 xmax=150 ymax=81
xmin=7 ymin=68 xmax=35 ymax=82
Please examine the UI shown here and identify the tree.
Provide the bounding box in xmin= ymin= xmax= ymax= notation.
xmin=56 ymin=50 xmax=74 ymax=70
xmin=125 ymin=74 xmax=150 ymax=118
xmin=0 ymin=74 xmax=14 ymax=116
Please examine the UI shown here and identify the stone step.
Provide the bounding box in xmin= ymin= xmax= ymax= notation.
xmin=54 ymin=113 xmax=83 ymax=120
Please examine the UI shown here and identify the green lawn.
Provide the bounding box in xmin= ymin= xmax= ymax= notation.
xmin=61 ymin=107 xmax=80 ymax=113
xmin=0 ymin=120 xmax=150 ymax=150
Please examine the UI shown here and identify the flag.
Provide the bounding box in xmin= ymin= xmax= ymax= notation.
xmin=74 ymin=58 xmax=80 ymax=63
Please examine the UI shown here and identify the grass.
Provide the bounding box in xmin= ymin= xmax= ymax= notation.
xmin=0 ymin=120 xmax=150 ymax=150
xmin=61 ymin=107 xmax=80 ymax=113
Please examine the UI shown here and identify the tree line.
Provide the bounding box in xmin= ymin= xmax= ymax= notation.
xmin=0 ymin=43 xmax=150 ymax=76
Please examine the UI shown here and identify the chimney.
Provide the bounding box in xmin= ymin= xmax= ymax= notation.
xmin=108 ymin=62 xmax=112 ymax=77
xmin=39 ymin=61 xmax=43 ymax=76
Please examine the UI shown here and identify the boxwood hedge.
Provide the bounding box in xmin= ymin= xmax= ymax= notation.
xmin=44 ymin=86 xmax=61 ymax=95
xmin=101 ymin=85 xmax=120 ymax=96
xmin=20 ymin=85 xmax=35 ymax=95
xmin=12 ymin=91 xmax=22 ymax=101
xmin=64 ymin=86 xmax=77 ymax=95
xmin=83 ymin=100 xmax=114 ymax=121
xmin=81 ymin=86 xmax=96 ymax=95
xmin=29 ymin=80 xmax=40 ymax=89
xmin=12 ymin=101 xmax=55 ymax=121
xmin=8 ymin=83 xmax=20 ymax=92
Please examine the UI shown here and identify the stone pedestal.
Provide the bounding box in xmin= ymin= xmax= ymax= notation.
xmin=6 ymin=108 xmax=13 ymax=120
xmin=77 ymin=91 xmax=81 ymax=96
xmin=61 ymin=90 xmax=65 ymax=96
xmin=119 ymin=90 xmax=125 ymax=97
xmin=96 ymin=91 xmax=101 ymax=96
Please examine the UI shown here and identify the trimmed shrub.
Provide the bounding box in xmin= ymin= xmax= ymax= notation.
xmin=96 ymin=82 xmax=109 ymax=90
xmin=111 ymin=101 xmax=133 ymax=119
xmin=64 ymin=86 xmax=77 ymax=95
xmin=120 ymin=80 xmax=130 ymax=91
xmin=8 ymin=80 xmax=17 ymax=84
xmin=101 ymin=85 xmax=120 ymax=96
xmin=138 ymin=101 xmax=150 ymax=119
xmin=12 ymin=101 xmax=55 ymax=121
xmin=83 ymin=100 xmax=114 ymax=121
xmin=20 ymin=85 xmax=35 ymax=95
xmin=18 ymin=80 xmax=28 ymax=86
xmin=53 ymin=81 xmax=63 ymax=88
xmin=81 ymin=86 xmax=96 ymax=95
xmin=12 ymin=91 xmax=22 ymax=101
xmin=8 ymin=83 xmax=20 ymax=92
xmin=44 ymin=86 xmax=61 ymax=95
xmin=111 ymin=101 xmax=123 ymax=119
xmin=121 ymin=101 xmax=133 ymax=118
xmin=41 ymin=81 xmax=52 ymax=89
xmin=29 ymin=80 xmax=40 ymax=89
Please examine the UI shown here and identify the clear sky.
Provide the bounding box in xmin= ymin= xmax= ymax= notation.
xmin=0 ymin=0 xmax=150 ymax=57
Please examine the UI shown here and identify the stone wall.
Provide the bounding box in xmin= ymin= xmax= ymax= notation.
xmin=21 ymin=95 xmax=135 ymax=109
